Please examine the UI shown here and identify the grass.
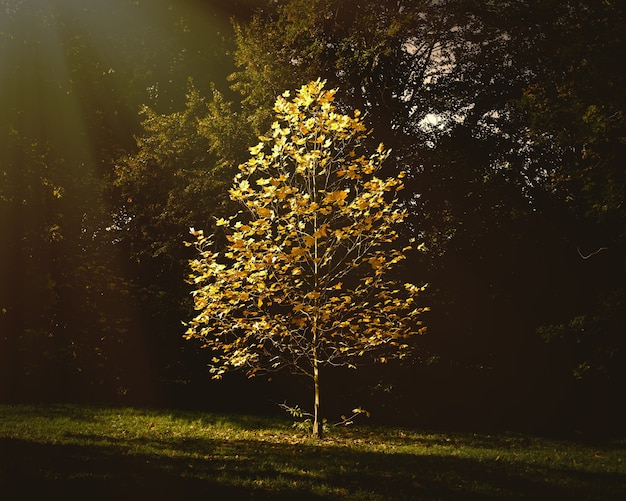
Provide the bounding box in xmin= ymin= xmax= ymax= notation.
xmin=1 ymin=404 xmax=625 ymax=500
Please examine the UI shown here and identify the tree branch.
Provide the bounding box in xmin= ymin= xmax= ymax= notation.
xmin=577 ymin=246 xmax=608 ymax=260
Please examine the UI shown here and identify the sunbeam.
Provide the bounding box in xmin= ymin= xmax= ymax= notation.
xmin=1 ymin=0 xmax=238 ymax=404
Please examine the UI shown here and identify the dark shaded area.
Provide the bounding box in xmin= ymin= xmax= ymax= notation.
xmin=2 ymin=433 xmax=625 ymax=500
xmin=0 ymin=438 xmax=303 ymax=500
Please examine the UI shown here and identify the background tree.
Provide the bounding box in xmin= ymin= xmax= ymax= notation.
xmin=511 ymin=0 xmax=626 ymax=426
xmin=0 ymin=0 xmax=244 ymax=405
xmin=185 ymin=80 xmax=427 ymax=437
xmin=0 ymin=127 xmax=153 ymax=402
xmin=210 ymin=0 xmax=626 ymax=433
xmin=110 ymin=82 xmax=255 ymax=397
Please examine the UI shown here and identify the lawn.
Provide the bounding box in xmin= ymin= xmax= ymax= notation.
xmin=1 ymin=404 xmax=624 ymax=499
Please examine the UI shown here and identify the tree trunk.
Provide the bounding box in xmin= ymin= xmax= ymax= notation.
xmin=312 ymin=357 xmax=322 ymax=439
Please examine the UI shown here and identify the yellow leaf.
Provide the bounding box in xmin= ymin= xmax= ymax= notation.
xmin=313 ymin=225 xmax=328 ymax=238
xmin=355 ymin=198 xmax=370 ymax=210
xmin=249 ymin=142 xmax=264 ymax=155
xmin=323 ymin=190 xmax=348 ymax=204
xmin=368 ymin=257 xmax=384 ymax=269
xmin=184 ymin=80 xmax=428 ymax=379
xmin=291 ymin=247 xmax=307 ymax=257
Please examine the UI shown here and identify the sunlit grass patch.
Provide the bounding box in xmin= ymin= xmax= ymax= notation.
xmin=1 ymin=404 xmax=625 ymax=499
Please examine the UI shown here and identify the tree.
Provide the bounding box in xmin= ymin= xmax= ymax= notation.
xmin=509 ymin=1 xmax=626 ymax=428
xmin=0 ymin=0 xmax=240 ymax=404
xmin=113 ymin=84 xmax=235 ymax=261
xmin=185 ymin=80 xmax=427 ymax=437
xmin=215 ymin=0 xmax=626 ymax=433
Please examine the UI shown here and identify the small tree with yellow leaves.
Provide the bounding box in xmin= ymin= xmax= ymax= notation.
xmin=185 ymin=80 xmax=427 ymax=438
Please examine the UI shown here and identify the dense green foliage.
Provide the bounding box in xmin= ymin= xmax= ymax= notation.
xmin=1 ymin=0 xmax=624 ymax=435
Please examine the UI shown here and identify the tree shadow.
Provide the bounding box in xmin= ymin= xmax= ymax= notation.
xmin=1 ymin=434 xmax=625 ymax=500
xmin=0 ymin=437 xmax=299 ymax=500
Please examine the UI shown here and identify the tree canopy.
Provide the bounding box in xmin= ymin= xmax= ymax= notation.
xmin=185 ymin=80 xmax=427 ymax=436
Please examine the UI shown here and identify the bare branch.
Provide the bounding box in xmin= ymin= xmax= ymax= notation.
xmin=577 ymin=246 xmax=608 ymax=260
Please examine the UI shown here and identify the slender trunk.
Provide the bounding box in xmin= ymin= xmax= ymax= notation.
xmin=311 ymin=166 xmax=322 ymax=439
xmin=312 ymin=355 xmax=322 ymax=439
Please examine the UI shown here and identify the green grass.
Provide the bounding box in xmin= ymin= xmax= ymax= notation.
xmin=1 ymin=404 xmax=625 ymax=500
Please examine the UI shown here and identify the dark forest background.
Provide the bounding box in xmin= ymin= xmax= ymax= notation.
xmin=1 ymin=0 xmax=624 ymax=437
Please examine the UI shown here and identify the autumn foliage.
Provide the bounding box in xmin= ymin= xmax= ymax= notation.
xmin=185 ymin=80 xmax=427 ymax=436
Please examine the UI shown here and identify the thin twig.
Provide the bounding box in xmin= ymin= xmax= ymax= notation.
xmin=577 ymin=246 xmax=608 ymax=260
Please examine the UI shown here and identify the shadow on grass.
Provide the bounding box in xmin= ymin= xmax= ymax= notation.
xmin=0 ymin=437 xmax=276 ymax=500
xmin=2 ymin=434 xmax=625 ymax=500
